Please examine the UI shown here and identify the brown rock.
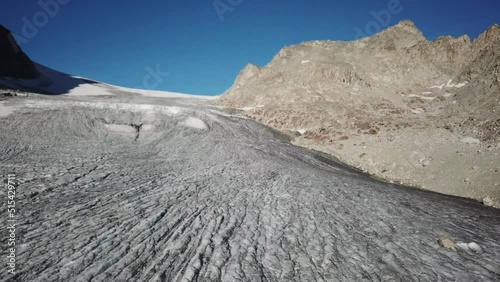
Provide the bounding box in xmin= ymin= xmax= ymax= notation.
xmin=438 ymin=238 xmax=455 ymax=249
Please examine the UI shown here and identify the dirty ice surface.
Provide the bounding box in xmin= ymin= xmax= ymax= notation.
xmin=0 ymin=94 xmax=499 ymax=282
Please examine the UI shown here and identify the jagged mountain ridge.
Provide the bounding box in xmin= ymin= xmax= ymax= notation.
xmin=221 ymin=20 xmax=498 ymax=109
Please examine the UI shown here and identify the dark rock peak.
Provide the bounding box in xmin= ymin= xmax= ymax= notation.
xmin=0 ymin=24 xmax=38 ymax=79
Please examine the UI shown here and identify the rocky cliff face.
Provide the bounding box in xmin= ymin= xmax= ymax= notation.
xmin=450 ymin=24 xmax=500 ymax=141
xmin=221 ymin=20 xmax=498 ymax=108
xmin=219 ymin=20 xmax=500 ymax=207
xmin=0 ymin=24 xmax=38 ymax=79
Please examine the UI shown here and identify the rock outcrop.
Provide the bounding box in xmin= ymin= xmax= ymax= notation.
xmin=0 ymin=24 xmax=38 ymax=79
xmin=219 ymin=20 xmax=500 ymax=207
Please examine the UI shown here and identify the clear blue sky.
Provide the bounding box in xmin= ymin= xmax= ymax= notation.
xmin=1 ymin=0 xmax=499 ymax=95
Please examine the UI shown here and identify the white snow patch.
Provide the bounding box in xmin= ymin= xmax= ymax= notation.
xmin=455 ymin=242 xmax=469 ymax=251
xmin=422 ymin=91 xmax=433 ymax=95
xmin=420 ymin=96 xmax=436 ymax=101
xmin=430 ymin=84 xmax=445 ymax=90
xmin=446 ymin=79 xmax=468 ymax=88
xmin=181 ymin=117 xmax=208 ymax=130
xmin=468 ymin=242 xmax=482 ymax=253
xmin=301 ymin=60 xmax=310 ymax=64
xmin=141 ymin=124 xmax=154 ymax=131
xmin=406 ymin=94 xmax=436 ymax=101
xmin=104 ymin=124 xmax=137 ymax=134
xmin=455 ymin=242 xmax=483 ymax=253
xmin=0 ymin=101 xmax=17 ymax=117
xmin=239 ymin=105 xmax=264 ymax=112
xmin=297 ymin=129 xmax=307 ymax=134
xmin=67 ymin=83 xmax=114 ymax=97
xmin=430 ymin=80 xmax=468 ymax=90
xmin=241 ymin=106 xmax=256 ymax=111
xmin=410 ymin=108 xmax=425 ymax=114
xmin=0 ymin=63 xmax=218 ymax=99
xmin=113 ymin=85 xmax=217 ymax=100
xmin=461 ymin=137 xmax=481 ymax=144
xmin=0 ymin=64 xmax=114 ymax=96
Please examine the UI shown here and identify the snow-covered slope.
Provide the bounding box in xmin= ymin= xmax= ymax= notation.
xmin=0 ymin=63 xmax=216 ymax=99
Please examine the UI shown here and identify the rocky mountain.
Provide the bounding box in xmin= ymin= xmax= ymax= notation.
xmin=450 ymin=24 xmax=500 ymax=140
xmin=219 ymin=20 xmax=500 ymax=207
xmin=0 ymin=24 xmax=38 ymax=79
